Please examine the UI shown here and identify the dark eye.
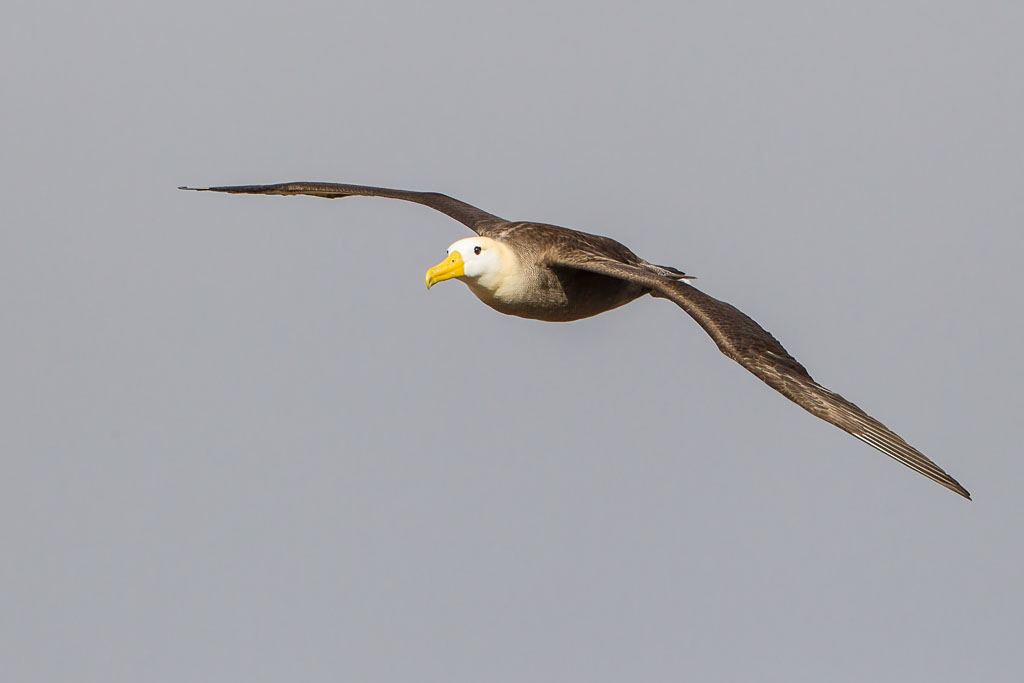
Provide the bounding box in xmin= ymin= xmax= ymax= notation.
xmin=474 ymin=246 xmax=482 ymax=255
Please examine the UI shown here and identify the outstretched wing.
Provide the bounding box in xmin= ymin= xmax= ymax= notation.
xmin=546 ymin=251 xmax=971 ymax=499
xmin=179 ymin=182 xmax=507 ymax=235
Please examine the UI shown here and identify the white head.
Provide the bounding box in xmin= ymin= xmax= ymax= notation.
xmin=424 ymin=236 xmax=511 ymax=291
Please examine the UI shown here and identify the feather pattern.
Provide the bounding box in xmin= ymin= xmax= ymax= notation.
xmin=179 ymin=182 xmax=505 ymax=235
xmin=545 ymin=254 xmax=970 ymax=499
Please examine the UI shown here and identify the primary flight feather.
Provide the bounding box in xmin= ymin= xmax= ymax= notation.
xmin=180 ymin=181 xmax=971 ymax=499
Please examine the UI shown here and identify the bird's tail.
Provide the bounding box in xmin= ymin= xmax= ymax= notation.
xmin=652 ymin=264 xmax=696 ymax=280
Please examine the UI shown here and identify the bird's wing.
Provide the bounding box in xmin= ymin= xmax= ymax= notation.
xmin=545 ymin=251 xmax=971 ymax=499
xmin=179 ymin=182 xmax=506 ymax=235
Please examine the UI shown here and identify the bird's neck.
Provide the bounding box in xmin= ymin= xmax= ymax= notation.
xmin=465 ymin=241 xmax=527 ymax=304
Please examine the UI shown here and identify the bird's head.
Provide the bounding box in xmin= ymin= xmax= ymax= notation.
xmin=425 ymin=236 xmax=510 ymax=291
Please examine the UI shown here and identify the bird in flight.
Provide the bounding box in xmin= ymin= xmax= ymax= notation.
xmin=180 ymin=181 xmax=970 ymax=499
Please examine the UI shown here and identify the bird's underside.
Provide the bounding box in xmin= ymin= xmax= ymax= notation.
xmin=180 ymin=181 xmax=971 ymax=499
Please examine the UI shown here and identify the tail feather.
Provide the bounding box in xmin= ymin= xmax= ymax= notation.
xmin=653 ymin=264 xmax=695 ymax=280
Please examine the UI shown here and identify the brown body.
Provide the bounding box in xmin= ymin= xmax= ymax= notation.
xmin=473 ymin=223 xmax=660 ymax=321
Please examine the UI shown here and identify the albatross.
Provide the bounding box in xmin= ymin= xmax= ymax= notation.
xmin=180 ymin=181 xmax=971 ymax=499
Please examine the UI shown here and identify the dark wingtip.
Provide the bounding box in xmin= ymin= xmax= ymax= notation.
xmin=946 ymin=474 xmax=972 ymax=500
xmin=946 ymin=480 xmax=972 ymax=500
xmin=178 ymin=186 xmax=203 ymax=191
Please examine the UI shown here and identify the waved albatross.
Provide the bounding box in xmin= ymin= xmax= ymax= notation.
xmin=180 ymin=181 xmax=970 ymax=499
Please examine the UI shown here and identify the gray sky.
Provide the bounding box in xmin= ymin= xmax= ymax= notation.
xmin=3 ymin=1 xmax=1022 ymax=681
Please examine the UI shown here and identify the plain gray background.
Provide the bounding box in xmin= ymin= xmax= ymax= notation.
xmin=3 ymin=1 xmax=1022 ymax=681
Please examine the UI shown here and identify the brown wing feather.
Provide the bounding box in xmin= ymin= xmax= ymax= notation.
xmin=179 ymin=182 xmax=506 ymax=235
xmin=546 ymin=252 xmax=970 ymax=499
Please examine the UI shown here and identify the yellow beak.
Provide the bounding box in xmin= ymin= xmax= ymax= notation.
xmin=425 ymin=251 xmax=465 ymax=289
